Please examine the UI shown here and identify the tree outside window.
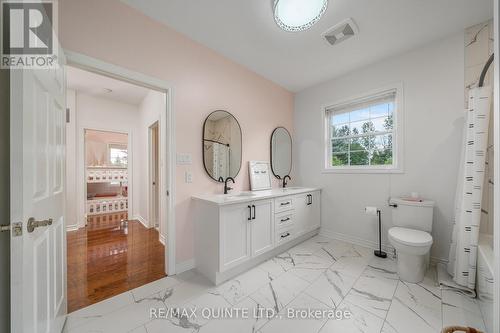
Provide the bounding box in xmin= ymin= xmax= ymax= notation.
xmin=327 ymin=91 xmax=397 ymax=169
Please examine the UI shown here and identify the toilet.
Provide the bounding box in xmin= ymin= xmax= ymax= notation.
xmin=388 ymin=197 xmax=434 ymax=283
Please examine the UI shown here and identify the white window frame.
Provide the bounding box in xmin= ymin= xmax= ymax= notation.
xmin=322 ymin=84 xmax=404 ymax=174
xmin=108 ymin=142 xmax=128 ymax=167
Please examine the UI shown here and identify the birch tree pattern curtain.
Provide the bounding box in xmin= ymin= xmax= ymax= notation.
xmin=448 ymin=86 xmax=492 ymax=289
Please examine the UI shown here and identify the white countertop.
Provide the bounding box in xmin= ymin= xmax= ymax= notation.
xmin=192 ymin=187 xmax=321 ymax=206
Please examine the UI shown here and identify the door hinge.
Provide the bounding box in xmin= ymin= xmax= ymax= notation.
xmin=66 ymin=108 xmax=70 ymax=123
xmin=1 ymin=222 xmax=22 ymax=236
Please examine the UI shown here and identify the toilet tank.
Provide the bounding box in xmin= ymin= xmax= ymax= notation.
xmin=390 ymin=197 xmax=435 ymax=232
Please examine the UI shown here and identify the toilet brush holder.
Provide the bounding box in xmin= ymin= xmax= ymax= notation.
xmin=374 ymin=210 xmax=387 ymax=258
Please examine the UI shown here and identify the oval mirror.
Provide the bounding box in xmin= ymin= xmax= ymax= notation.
xmin=203 ymin=110 xmax=242 ymax=182
xmin=270 ymin=127 xmax=292 ymax=178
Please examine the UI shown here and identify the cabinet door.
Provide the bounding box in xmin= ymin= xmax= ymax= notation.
xmin=220 ymin=203 xmax=252 ymax=271
xmin=294 ymin=191 xmax=321 ymax=235
xmin=293 ymin=193 xmax=309 ymax=236
xmin=251 ymin=200 xmax=274 ymax=256
xmin=308 ymin=191 xmax=321 ymax=230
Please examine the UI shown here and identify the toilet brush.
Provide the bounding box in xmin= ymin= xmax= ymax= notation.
xmin=365 ymin=207 xmax=387 ymax=258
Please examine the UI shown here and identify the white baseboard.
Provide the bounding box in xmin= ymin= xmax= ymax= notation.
xmin=133 ymin=215 xmax=149 ymax=229
xmin=320 ymin=228 xmax=449 ymax=264
xmin=159 ymin=233 xmax=166 ymax=245
xmin=66 ymin=224 xmax=79 ymax=232
xmin=176 ymin=259 xmax=195 ymax=274
xmin=320 ymin=228 xmax=395 ymax=254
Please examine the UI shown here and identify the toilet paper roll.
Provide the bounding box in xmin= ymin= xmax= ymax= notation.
xmin=365 ymin=206 xmax=378 ymax=215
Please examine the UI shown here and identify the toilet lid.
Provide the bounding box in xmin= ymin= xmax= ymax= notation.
xmin=389 ymin=227 xmax=433 ymax=247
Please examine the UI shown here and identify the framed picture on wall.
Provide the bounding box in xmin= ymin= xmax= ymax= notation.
xmin=249 ymin=161 xmax=272 ymax=191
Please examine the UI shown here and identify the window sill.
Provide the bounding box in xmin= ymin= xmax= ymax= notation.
xmin=322 ymin=167 xmax=404 ymax=174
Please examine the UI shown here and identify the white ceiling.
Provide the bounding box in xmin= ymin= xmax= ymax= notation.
xmin=66 ymin=66 xmax=150 ymax=105
xmin=122 ymin=0 xmax=493 ymax=92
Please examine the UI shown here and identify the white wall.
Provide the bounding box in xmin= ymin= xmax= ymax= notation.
xmin=137 ymin=90 xmax=165 ymax=229
xmin=294 ymin=33 xmax=465 ymax=262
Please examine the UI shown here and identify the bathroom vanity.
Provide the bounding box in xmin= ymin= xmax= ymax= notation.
xmin=192 ymin=187 xmax=321 ymax=284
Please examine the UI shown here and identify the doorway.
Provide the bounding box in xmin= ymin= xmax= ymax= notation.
xmin=64 ymin=58 xmax=175 ymax=312
xmin=84 ymin=129 xmax=129 ymax=223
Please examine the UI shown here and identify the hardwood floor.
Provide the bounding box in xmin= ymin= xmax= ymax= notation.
xmin=67 ymin=213 xmax=165 ymax=313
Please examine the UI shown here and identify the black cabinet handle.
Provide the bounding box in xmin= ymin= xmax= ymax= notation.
xmin=252 ymin=205 xmax=256 ymax=220
xmin=280 ymin=201 xmax=290 ymax=206
xmin=280 ymin=232 xmax=291 ymax=239
xmin=307 ymin=194 xmax=312 ymax=205
xmin=248 ymin=205 xmax=252 ymax=221
xmin=280 ymin=217 xmax=290 ymax=222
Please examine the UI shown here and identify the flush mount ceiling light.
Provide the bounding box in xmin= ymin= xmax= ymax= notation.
xmin=273 ymin=0 xmax=328 ymax=32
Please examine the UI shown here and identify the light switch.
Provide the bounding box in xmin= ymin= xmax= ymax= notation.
xmin=185 ymin=171 xmax=193 ymax=183
xmin=177 ymin=153 xmax=192 ymax=165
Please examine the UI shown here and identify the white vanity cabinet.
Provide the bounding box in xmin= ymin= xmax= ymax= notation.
xmin=219 ymin=199 xmax=273 ymax=271
xmin=193 ymin=187 xmax=320 ymax=284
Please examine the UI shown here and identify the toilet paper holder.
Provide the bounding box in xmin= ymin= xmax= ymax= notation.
xmin=365 ymin=206 xmax=387 ymax=259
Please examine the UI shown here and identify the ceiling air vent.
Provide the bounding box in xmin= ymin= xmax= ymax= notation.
xmin=322 ymin=18 xmax=358 ymax=46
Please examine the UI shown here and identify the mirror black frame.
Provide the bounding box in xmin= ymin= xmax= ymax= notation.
xmin=202 ymin=110 xmax=243 ymax=182
xmin=270 ymin=126 xmax=292 ymax=179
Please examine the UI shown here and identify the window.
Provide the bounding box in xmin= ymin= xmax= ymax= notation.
xmin=325 ymin=89 xmax=401 ymax=172
xmin=108 ymin=143 xmax=128 ymax=167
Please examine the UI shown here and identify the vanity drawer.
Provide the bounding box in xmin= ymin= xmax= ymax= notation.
xmin=275 ymin=196 xmax=294 ymax=213
xmin=276 ymin=227 xmax=294 ymax=245
xmin=275 ymin=210 xmax=294 ymax=229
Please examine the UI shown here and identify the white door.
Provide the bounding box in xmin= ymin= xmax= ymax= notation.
xmin=251 ymin=200 xmax=274 ymax=256
xmin=10 ymin=52 xmax=67 ymax=332
xmin=219 ymin=203 xmax=251 ymax=271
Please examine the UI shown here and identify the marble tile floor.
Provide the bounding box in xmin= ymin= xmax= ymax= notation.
xmin=64 ymin=235 xmax=487 ymax=333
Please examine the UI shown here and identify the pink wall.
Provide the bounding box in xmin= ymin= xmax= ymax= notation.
xmin=59 ymin=0 xmax=294 ymax=263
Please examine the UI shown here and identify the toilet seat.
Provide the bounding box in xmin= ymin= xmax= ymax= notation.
xmin=388 ymin=227 xmax=433 ymax=247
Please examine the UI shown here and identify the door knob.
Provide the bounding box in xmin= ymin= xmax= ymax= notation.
xmin=27 ymin=217 xmax=53 ymax=233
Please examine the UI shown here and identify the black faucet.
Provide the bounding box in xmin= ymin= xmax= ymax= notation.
xmin=224 ymin=177 xmax=235 ymax=194
xmin=282 ymin=175 xmax=291 ymax=188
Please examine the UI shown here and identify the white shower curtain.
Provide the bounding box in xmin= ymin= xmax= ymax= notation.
xmin=212 ymin=143 xmax=230 ymax=180
xmin=448 ymin=86 xmax=492 ymax=289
